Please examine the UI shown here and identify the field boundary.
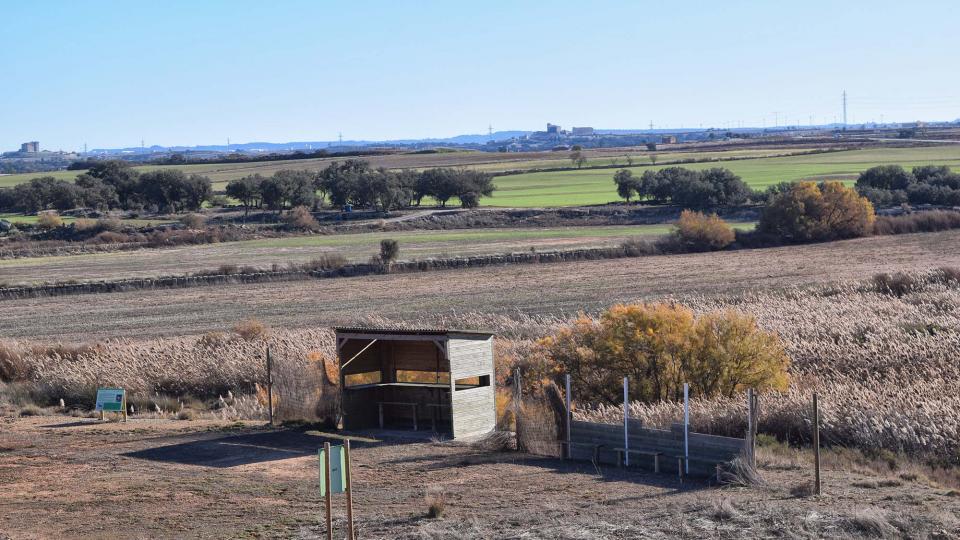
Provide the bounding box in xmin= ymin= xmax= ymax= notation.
xmin=0 ymin=244 xmax=651 ymax=301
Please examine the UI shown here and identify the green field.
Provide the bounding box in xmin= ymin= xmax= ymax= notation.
xmin=489 ymin=146 xmax=960 ymax=207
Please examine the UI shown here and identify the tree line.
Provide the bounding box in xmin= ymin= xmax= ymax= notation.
xmin=0 ymin=159 xmax=495 ymax=215
xmin=226 ymin=159 xmax=495 ymax=214
xmin=0 ymin=161 xmax=212 ymax=213
xmin=613 ymin=166 xmax=758 ymax=208
xmin=855 ymin=164 xmax=960 ymax=207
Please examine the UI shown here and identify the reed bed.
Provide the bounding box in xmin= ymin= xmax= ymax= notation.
xmin=2 ymin=271 xmax=958 ymax=459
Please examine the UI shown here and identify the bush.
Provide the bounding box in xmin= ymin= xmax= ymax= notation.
xmin=873 ymin=210 xmax=960 ymax=235
xmin=872 ymin=272 xmax=919 ymax=297
xmin=673 ymin=210 xmax=735 ymax=251
xmin=36 ymin=211 xmax=63 ymax=230
xmin=180 ymin=213 xmax=207 ymax=229
xmin=758 ymin=181 xmax=875 ymax=243
xmin=533 ymin=303 xmax=789 ymax=405
xmin=284 ymin=205 xmax=320 ymax=231
xmin=233 ymin=319 xmax=270 ymax=341
xmin=379 ymin=239 xmax=400 ymax=266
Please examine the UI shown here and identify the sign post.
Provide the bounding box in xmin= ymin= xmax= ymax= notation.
xmin=319 ymin=442 xmax=354 ymax=539
xmin=95 ymin=388 xmax=127 ymax=422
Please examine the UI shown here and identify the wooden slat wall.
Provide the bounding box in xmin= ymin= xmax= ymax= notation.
xmin=449 ymin=337 xmax=495 ymax=439
xmin=569 ymin=420 xmax=745 ymax=476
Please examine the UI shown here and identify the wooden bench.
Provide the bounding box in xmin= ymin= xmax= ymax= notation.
xmin=558 ymin=441 xmax=605 ymax=462
xmin=666 ymin=454 xmax=726 ymax=480
xmin=377 ymin=401 xmax=418 ymax=430
xmin=424 ymin=403 xmax=450 ymax=432
xmin=612 ymin=448 xmax=663 ymax=473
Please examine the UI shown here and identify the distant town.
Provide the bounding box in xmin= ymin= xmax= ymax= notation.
xmin=4 ymin=118 xmax=959 ymax=175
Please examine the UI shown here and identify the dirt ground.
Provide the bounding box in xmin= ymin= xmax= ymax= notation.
xmin=1 ymin=416 xmax=957 ymax=539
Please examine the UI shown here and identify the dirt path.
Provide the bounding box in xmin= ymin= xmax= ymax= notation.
xmin=0 ymin=416 xmax=956 ymax=539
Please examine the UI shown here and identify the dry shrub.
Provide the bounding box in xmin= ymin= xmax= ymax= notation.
xmin=96 ymin=217 xmax=122 ymax=232
xmin=845 ymin=507 xmax=898 ymax=539
xmin=90 ymin=230 xmax=131 ymax=244
xmin=73 ymin=218 xmax=98 ymax=232
xmin=620 ymin=237 xmax=661 ymax=256
xmin=711 ymin=498 xmax=743 ymax=522
xmin=0 ymin=343 xmax=30 ymax=382
xmin=717 ymin=456 xmax=764 ymax=487
xmin=18 ymin=404 xmax=43 ymax=417
xmin=674 ymin=210 xmax=735 ymax=251
xmin=871 ymin=272 xmax=920 ymax=297
xmin=272 ymin=349 xmax=338 ymax=424
xmin=873 ymin=210 xmax=960 ymax=235
xmin=516 ymin=396 xmax=561 ymax=456
xmin=180 ymin=213 xmax=207 ymax=229
xmin=285 ymin=206 xmax=320 ymax=231
xmin=470 ymin=431 xmax=514 ymax=452
xmin=36 ymin=211 xmax=63 ymax=230
xmin=197 ymin=332 xmax=230 ymax=349
xmin=425 ymin=487 xmax=446 ymax=519
xmin=233 ymin=319 xmax=270 ymax=341
xmin=294 ymin=254 xmax=348 ymax=272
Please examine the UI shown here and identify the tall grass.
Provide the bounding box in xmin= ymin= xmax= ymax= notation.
xmin=3 ymin=271 xmax=959 ymax=459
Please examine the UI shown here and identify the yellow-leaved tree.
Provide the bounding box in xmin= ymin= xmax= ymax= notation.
xmin=533 ymin=303 xmax=789 ymax=405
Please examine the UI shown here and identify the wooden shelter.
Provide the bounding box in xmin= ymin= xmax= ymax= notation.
xmin=335 ymin=327 xmax=496 ymax=440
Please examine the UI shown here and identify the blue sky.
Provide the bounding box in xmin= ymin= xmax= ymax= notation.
xmin=2 ymin=0 xmax=959 ymax=151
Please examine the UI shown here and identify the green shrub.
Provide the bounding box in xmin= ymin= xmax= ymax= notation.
xmin=758 ymin=181 xmax=875 ymax=242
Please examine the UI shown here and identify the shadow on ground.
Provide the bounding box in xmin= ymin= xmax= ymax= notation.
xmin=122 ymin=428 xmax=424 ymax=468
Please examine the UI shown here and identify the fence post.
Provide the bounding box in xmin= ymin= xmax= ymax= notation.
xmin=514 ymin=368 xmax=524 ymax=452
xmin=564 ymin=374 xmax=572 ymax=459
xmin=266 ymin=345 xmax=274 ymax=426
xmin=345 ymin=439 xmax=355 ymax=540
xmin=683 ymin=383 xmax=689 ymax=476
xmin=746 ymin=388 xmax=754 ymax=467
xmin=813 ymin=393 xmax=821 ymax=495
xmin=623 ymin=376 xmax=629 ymax=467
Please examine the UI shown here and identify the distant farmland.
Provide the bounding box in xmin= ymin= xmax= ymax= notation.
xmin=3 ymin=144 xmax=960 ymax=207
xmin=1 ymin=223 xmax=748 ymax=286
xmin=490 ymin=145 xmax=960 ymax=206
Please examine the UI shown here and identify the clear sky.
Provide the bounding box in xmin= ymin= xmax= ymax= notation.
xmin=2 ymin=0 xmax=959 ymax=151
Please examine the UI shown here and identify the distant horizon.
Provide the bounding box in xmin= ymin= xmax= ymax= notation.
xmin=3 ymin=1 xmax=959 ymax=151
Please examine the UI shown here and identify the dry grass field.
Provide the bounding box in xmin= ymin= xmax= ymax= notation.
xmin=0 ymin=224 xmax=674 ymax=286
xmin=1 ymin=229 xmax=956 ymax=341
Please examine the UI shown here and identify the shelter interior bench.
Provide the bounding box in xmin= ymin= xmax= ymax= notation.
xmin=377 ymin=401 xmax=419 ymax=430
xmin=666 ymin=454 xmax=725 ymax=480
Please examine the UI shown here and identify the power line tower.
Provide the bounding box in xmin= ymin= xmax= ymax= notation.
xmin=842 ymin=90 xmax=848 ymax=126
xmin=649 ymin=120 xmax=654 ymax=131
xmin=488 ymin=124 xmax=493 ymax=139
xmin=338 ymin=132 xmax=343 ymax=146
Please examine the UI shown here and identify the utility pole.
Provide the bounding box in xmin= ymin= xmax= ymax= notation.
xmin=842 ymin=90 xmax=848 ymax=126
xmin=771 ymin=111 xmax=780 ymax=127
xmin=649 ymin=120 xmax=654 ymax=131
xmin=488 ymin=124 xmax=493 ymax=139
xmin=338 ymin=132 xmax=343 ymax=146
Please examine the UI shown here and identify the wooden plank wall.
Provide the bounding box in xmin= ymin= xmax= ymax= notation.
xmin=449 ymin=337 xmax=496 ymax=439
xmin=569 ymin=420 xmax=745 ymax=476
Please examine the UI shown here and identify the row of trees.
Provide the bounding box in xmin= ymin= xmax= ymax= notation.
xmin=856 ymin=164 xmax=960 ymax=207
xmin=226 ymin=160 xmax=495 ymax=214
xmin=0 ymin=161 xmax=212 ymax=213
xmin=614 ymin=166 xmax=757 ymax=208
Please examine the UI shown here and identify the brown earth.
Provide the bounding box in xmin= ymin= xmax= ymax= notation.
xmin=1 ymin=416 xmax=957 ymax=539
xmin=2 ymin=230 xmax=959 ymax=341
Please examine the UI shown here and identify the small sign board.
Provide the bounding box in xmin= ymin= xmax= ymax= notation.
xmin=319 ymin=445 xmax=346 ymax=496
xmin=95 ymin=388 xmax=125 ymax=412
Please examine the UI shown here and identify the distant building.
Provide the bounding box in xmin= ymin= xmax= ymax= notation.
xmin=20 ymin=141 xmax=39 ymax=153
xmin=546 ymin=123 xmax=561 ymax=135
xmin=660 ymin=135 xmax=677 ymax=144
xmin=571 ymin=127 xmax=594 ymax=136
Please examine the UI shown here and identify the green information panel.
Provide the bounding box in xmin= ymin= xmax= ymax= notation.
xmin=319 ymin=445 xmax=346 ymax=496
xmin=95 ymin=388 xmax=125 ymax=412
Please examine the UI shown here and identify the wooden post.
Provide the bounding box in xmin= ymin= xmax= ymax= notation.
xmin=564 ymin=374 xmax=572 ymax=459
xmin=324 ymin=442 xmax=333 ymax=540
xmin=514 ymin=368 xmax=524 ymax=452
xmin=623 ymin=376 xmax=629 ymax=467
xmin=345 ymin=440 xmax=355 ymax=540
xmin=746 ymin=388 xmax=754 ymax=467
xmin=683 ymin=383 xmax=689 ymax=475
xmin=813 ymin=393 xmax=821 ymax=496
xmin=266 ymin=345 xmax=274 ymax=426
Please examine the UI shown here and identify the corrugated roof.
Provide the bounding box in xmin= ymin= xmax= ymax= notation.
xmin=333 ymin=326 xmax=494 ymax=337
